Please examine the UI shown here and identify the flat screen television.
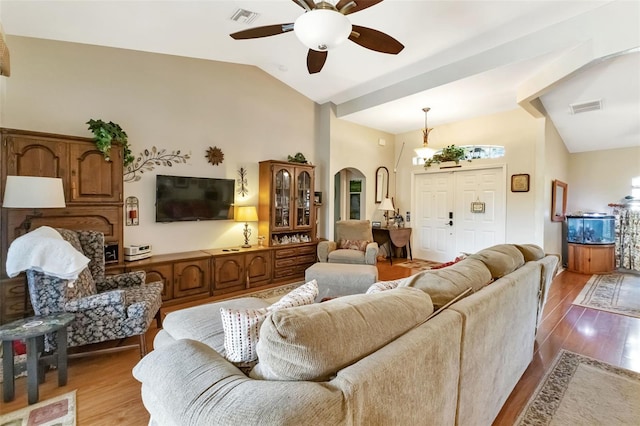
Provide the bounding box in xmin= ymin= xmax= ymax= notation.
xmin=155 ymin=175 xmax=235 ymax=222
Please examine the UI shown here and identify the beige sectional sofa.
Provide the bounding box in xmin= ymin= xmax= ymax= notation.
xmin=133 ymin=244 xmax=558 ymax=426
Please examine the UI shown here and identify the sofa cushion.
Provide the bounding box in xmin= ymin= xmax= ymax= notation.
xmin=220 ymin=280 xmax=318 ymax=364
xmin=515 ymin=244 xmax=545 ymax=261
xmin=469 ymin=244 xmax=525 ymax=278
xmin=250 ymin=287 xmax=433 ymax=381
xmin=400 ymin=258 xmax=492 ymax=309
xmin=328 ymin=249 xmax=366 ymax=264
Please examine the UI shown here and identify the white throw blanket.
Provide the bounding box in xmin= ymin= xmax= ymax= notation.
xmin=6 ymin=226 xmax=90 ymax=279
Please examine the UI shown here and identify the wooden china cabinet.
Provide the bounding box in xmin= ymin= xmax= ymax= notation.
xmin=0 ymin=128 xmax=125 ymax=324
xmin=258 ymin=160 xmax=318 ymax=281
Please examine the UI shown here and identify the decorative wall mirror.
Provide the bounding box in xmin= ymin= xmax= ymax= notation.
xmin=375 ymin=166 xmax=389 ymax=203
xmin=551 ymin=180 xmax=568 ymax=222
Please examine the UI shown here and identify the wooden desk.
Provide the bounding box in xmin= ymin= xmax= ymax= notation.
xmin=372 ymin=227 xmax=412 ymax=264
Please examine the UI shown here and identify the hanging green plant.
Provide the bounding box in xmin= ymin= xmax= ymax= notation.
xmin=424 ymin=145 xmax=471 ymax=168
xmin=86 ymin=119 xmax=134 ymax=167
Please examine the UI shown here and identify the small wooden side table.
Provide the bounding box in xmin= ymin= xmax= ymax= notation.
xmin=0 ymin=312 xmax=74 ymax=404
xmin=372 ymin=227 xmax=413 ymax=264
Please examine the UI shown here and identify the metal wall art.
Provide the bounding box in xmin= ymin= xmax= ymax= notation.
xmin=124 ymin=147 xmax=191 ymax=183
xmin=237 ymin=167 xmax=248 ymax=196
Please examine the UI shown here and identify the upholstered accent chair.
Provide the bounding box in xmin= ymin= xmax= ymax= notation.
xmin=317 ymin=220 xmax=379 ymax=265
xmin=25 ymin=229 xmax=163 ymax=357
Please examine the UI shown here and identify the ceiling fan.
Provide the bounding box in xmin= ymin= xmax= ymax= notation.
xmin=230 ymin=0 xmax=404 ymax=74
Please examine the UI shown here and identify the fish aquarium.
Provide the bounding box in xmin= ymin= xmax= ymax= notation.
xmin=566 ymin=214 xmax=615 ymax=244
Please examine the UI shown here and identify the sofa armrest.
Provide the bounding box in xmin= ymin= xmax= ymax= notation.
xmin=133 ymin=339 xmax=346 ymax=426
xmin=317 ymin=241 xmax=337 ymax=262
xmin=365 ymin=242 xmax=379 ymax=265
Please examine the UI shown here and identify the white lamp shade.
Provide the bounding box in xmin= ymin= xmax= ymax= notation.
xmin=235 ymin=205 xmax=258 ymax=222
xmin=378 ymin=197 xmax=395 ymax=212
xmin=2 ymin=176 xmax=66 ymax=208
xmin=294 ymin=9 xmax=352 ymax=51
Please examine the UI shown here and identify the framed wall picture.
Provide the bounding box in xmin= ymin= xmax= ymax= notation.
xmin=511 ymin=174 xmax=530 ymax=192
xmin=314 ymin=191 xmax=322 ymax=205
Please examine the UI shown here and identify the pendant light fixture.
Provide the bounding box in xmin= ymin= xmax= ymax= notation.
xmin=414 ymin=107 xmax=435 ymax=160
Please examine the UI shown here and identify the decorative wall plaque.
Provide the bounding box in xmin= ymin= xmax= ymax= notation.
xmin=206 ymin=146 xmax=224 ymax=166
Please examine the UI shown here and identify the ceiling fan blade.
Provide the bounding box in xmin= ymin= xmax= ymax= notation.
xmin=349 ymin=25 xmax=404 ymax=54
xmin=230 ymin=24 xmax=294 ymax=40
xmin=307 ymin=50 xmax=328 ymax=74
xmin=292 ymin=0 xmax=316 ymax=10
xmin=337 ymin=0 xmax=383 ymax=15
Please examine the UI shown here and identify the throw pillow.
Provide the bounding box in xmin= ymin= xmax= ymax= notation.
xmin=220 ymin=307 xmax=269 ymax=364
xmin=365 ymin=279 xmax=404 ymax=294
xmin=220 ymin=280 xmax=319 ymax=364
xmin=269 ymin=279 xmax=318 ymax=310
xmin=430 ymin=255 xmax=466 ymax=270
xmin=338 ymin=239 xmax=369 ymax=252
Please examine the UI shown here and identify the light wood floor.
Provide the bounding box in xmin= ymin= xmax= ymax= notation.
xmin=1 ymin=262 xmax=638 ymax=425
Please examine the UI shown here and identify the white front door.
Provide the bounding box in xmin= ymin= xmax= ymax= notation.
xmin=414 ymin=172 xmax=455 ymax=262
xmin=413 ymin=167 xmax=506 ymax=262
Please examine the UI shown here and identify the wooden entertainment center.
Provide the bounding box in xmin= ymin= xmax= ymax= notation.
xmin=0 ymin=128 xmax=317 ymax=324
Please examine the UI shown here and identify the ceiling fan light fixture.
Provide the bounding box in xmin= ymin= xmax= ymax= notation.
xmin=294 ymin=9 xmax=352 ymax=51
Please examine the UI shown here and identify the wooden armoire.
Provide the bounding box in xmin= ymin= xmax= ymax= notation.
xmin=0 ymin=128 xmax=125 ymax=324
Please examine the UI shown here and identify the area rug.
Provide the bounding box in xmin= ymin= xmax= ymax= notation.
xmin=232 ymin=281 xmax=303 ymax=304
xmin=572 ymin=273 xmax=640 ymax=318
xmin=0 ymin=390 xmax=76 ymax=425
xmin=395 ymin=259 xmax=442 ymax=271
xmin=516 ymin=350 xmax=640 ymax=425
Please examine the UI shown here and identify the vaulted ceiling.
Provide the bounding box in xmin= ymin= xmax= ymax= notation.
xmin=1 ymin=0 xmax=638 ymax=153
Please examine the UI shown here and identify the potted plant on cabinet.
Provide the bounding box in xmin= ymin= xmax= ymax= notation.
xmin=86 ymin=119 xmax=134 ymax=167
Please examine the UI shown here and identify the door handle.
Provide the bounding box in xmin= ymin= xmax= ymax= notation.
xmin=447 ymin=220 xmax=453 ymax=226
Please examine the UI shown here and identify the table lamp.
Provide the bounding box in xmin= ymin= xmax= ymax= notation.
xmin=235 ymin=206 xmax=258 ymax=248
xmin=378 ymin=197 xmax=395 ymax=227
xmin=2 ymin=176 xmax=66 ymax=230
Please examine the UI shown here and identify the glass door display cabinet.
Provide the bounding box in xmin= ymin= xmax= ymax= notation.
xmin=259 ymin=160 xmax=316 ymax=246
xmin=566 ymin=214 xmax=615 ymax=274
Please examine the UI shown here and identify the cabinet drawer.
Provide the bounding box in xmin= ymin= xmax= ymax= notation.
xmin=2 ymin=278 xmax=26 ymax=298
xmin=298 ymin=245 xmax=316 ymax=255
xmin=275 ymin=258 xmax=297 ymax=268
xmin=296 ymin=254 xmax=316 ymax=264
xmin=274 ymin=248 xmax=298 ymax=259
xmin=273 ymin=267 xmax=298 ymax=279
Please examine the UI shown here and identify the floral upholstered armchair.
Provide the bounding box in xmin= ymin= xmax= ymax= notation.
xmin=25 ymin=229 xmax=163 ymax=357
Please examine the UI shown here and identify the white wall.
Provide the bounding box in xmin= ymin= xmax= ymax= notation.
xmin=568 ymin=146 xmax=640 ymax=214
xmin=542 ymin=118 xmax=570 ymax=256
xmin=326 ymin=105 xmax=396 ymax=238
xmin=395 ymin=108 xmax=544 ymax=246
xmin=3 ymin=36 xmax=319 ymax=255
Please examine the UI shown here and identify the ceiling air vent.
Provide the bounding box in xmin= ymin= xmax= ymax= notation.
xmin=569 ymin=99 xmax=602 ymax=114
xmin=230 ymin=9 xmax=260 ymax=25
